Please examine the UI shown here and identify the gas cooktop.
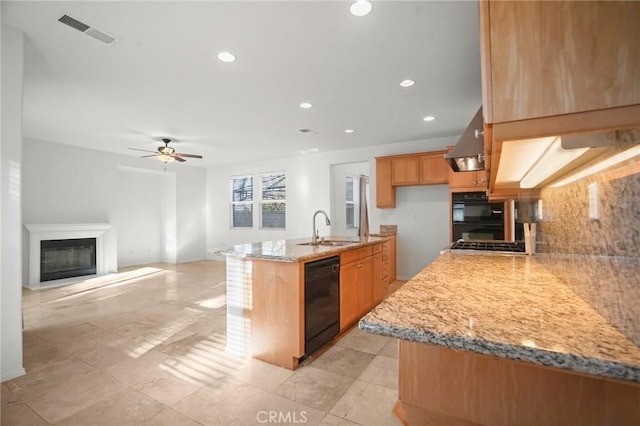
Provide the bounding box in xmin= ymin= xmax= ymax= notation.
xmin=449 ymin=240 xmax=526 ymax=253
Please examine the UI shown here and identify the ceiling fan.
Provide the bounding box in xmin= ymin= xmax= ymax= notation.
xmin=129 ymin=138 xmax=203 ymax=163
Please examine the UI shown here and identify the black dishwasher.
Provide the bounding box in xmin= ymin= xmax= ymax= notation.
xmin=304 ymin=256 xmax=340 ymax=357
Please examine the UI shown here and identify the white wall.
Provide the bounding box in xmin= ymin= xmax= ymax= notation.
xmin=207 ymin=136 xmax=455 ymax=279
xmin=1 ymin=23 xmax=26 ymax=382
xmin=114 ymin=166 xmax=176 ymax=267
xmin=21 ymin=138 xmax=206 ymax=278
xmin=175 ymin=165 xmax=207 ymax=263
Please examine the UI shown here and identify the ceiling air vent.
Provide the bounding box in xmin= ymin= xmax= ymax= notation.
xmin=58 ymin=14 xmax=119 ymax=45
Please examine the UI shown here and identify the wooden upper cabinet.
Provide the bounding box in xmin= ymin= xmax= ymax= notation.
xmin=449 ymin=170 xmax=483 ymax=190
xmin=391 ymin=151 xmax=449 ymax=186
xmin=446 ymin=145 xmax=487 ymax=191
xmin=481 ymin=1 xmax=640 ymax=124
xmin=376 ymin=151 xmax=448 ymax=208
xmin=375 ymin=157 xmax=396 ymax=208
xmin=391 ymin=156 xmax=421 ymax=185
xmin=420 ymin=154 xmax=449 ymax=185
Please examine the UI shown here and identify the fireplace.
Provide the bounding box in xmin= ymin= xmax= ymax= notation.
xmin=25 ymin=223 xmax=113 ymax=289
xmin=40 ymin=238 xmax=97 ymax=282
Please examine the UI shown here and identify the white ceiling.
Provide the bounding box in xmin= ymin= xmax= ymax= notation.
xmin=2 ymin=1 xmax=482 ymax=167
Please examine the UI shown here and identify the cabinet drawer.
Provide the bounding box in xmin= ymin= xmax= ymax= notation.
xmin=341 ymin=246 xmax=373 ymax=264
xmin=372 ymin=243 xmax=383 ymax=254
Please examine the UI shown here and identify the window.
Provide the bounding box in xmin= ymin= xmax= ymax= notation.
xmin=346 ymin=176 xmax=356 ymax=228
xmin=231 ymin=176 xmax=253 ymax=228
xmin=260 ymin=172 xmax=286 ymax=229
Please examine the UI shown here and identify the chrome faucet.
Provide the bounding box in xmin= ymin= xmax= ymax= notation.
xmin=312 ymin=210 xmax=331 ymax=244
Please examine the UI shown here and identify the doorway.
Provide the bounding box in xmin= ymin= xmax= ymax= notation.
xmin=329 ymin=162 xmax=370 ymax=237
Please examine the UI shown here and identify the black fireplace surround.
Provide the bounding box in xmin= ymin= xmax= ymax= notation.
xmin=40 ymin=238 xmax=97 ymax=282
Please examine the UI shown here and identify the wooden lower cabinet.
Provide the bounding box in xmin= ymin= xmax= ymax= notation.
xmin=372 ymin=252 xmax=383 ymax=304
xmin=339 ymin=260 xmax=360 ymax=330
xmin=381 ymin=235 xmax=397 ymax=296
xmin=356 ymin=256 xmax=374 ymax=314
xmin=396 ymin=340 xmax=640 ymax=426
xmin=388 ymin=235 xmax=397 ymax=282
xmin=340 ymin=242 xmax=385 ymax=332
xmin=248 ymin=259 xmax=304 ymax=370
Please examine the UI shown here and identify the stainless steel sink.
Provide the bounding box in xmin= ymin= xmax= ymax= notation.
xmin=298 ymin=240 xmax=355 ymax=247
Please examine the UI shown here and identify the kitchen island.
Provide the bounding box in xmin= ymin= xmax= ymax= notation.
xmin=359 ymin=252 xmax=640 ymax=425
xmin=212 ymin=236 xmax=388 ymax=370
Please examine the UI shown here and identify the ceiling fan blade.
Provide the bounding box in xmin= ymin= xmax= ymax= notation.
xmin=140 ymin=154 xmax=160 ymax=158
xmin=174 ymin=153 xmax=203 ymax=159
xmin=172 ymin=155 xmax=186 ymax=162
xmin=128 ymin=148 xmax=157 ymax=153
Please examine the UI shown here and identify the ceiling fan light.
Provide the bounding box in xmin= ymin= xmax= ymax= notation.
xmin=158 ymin=154 xmax=175 ymax=163
xmin=350 ymin=0 xmax=373 ymax=17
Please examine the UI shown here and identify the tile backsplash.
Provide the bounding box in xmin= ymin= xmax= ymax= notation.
xmin=535 ymin=131 xmax=640 ymax=345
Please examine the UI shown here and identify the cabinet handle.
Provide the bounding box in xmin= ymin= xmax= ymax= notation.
xmin=357 ymin=263 xmax=363 ymax=268
xmin=474 ymin=129 xmax=484 ymax=139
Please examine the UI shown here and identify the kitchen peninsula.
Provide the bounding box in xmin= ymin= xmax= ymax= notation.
xmin=213 ymin=236 xmax=389 ymax=370
xmin=360 ymin=252 xmax=640 ymax=425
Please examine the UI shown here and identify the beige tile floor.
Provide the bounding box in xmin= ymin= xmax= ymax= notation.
xmin=1 ymin=261 xmax=402 ymax=426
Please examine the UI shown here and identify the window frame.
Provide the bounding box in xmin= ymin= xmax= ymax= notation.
xmin=230 ymin=174 xmax=254 ymax=229
xmin=259 ymin=171 xmax=286 ymax=230
xmin=345 ymin=174 xmax=359 ymax=229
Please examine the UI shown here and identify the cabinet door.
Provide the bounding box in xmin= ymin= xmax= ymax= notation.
xmin=391 ymin=156 xmax=421 ymax=186
xmin=420 ymin=154 xmax=449 ymax=185
xmin=484 ymin=1 xmax=640 ymax=123
xmin=449 ymin=170 xmax=478 ymax=189
xmin=388 ymin=235 xmax=397 ymax=283
xmin=372 ymin=252 xmax=383 ymax=304
xmin=375 ymin=158 xmax=396 ymax=208
xmin=356 ymin=256 xmax=374 ymax=315
xmin=340 ymin=262 xmax=359 ymax=332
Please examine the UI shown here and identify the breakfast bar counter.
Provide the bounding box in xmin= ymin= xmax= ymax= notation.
xmin=359 ymin=252 xmax=640 ymax=425
xmin=210 ymin=236 xmax=387 ymax=262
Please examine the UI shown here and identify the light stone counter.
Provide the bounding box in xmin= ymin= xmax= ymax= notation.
xmin=359 ymin=252 xmax=640 ymax=383
xmin=208 ymin=236 xmax=388 ymax=263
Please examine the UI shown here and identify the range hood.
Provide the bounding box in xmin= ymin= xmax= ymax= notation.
xmin=444 ymin=107 xmax=485 ymax=172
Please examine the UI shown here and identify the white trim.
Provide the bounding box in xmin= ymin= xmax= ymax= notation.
xmin=1 ymin=367 xmax=26 ymax=382
xmin=25 ymin=223 xmax=111 ymax=289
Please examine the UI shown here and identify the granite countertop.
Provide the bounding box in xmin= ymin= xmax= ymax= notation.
xmin=207 ymin=235 xmax=388 ymax=262
xmin=359 ymin=252 xmax=640 ymax=383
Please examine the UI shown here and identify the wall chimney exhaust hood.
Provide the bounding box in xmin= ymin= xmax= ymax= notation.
xmin=444 ymin=107 xmax=485 ymax=172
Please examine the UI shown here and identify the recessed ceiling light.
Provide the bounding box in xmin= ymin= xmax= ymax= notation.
xmin=345 ymin=129 xmax=355 ymax=134
xmin=217 ymin=51 xmax=236 ymax=63
xmin=350 ymin=0 xmax=373 ymax=17
xmin=400 ymin=79 xmax=415 ymax=88
xmin=423 ymin=115 xmax=436 ymax=122
xmin=298 ymin=148 xmax=320 ymax=155
xmin=300 ymin=102 xmax=313 ymax=109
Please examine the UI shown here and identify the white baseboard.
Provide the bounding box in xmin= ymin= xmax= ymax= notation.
xmin=1 ymin=367 xmax=26 ymax=383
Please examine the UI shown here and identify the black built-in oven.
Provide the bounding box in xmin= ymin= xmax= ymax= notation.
xmin=452 ymin=192 xmax=505 ymax=241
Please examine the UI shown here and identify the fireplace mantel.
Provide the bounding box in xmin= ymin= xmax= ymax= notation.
xmin=25 ymin=223 xmax=112 ymax=289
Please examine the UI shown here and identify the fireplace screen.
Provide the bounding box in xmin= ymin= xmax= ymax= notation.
xmin=40 ymin=238 xmax=97 ymax=282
